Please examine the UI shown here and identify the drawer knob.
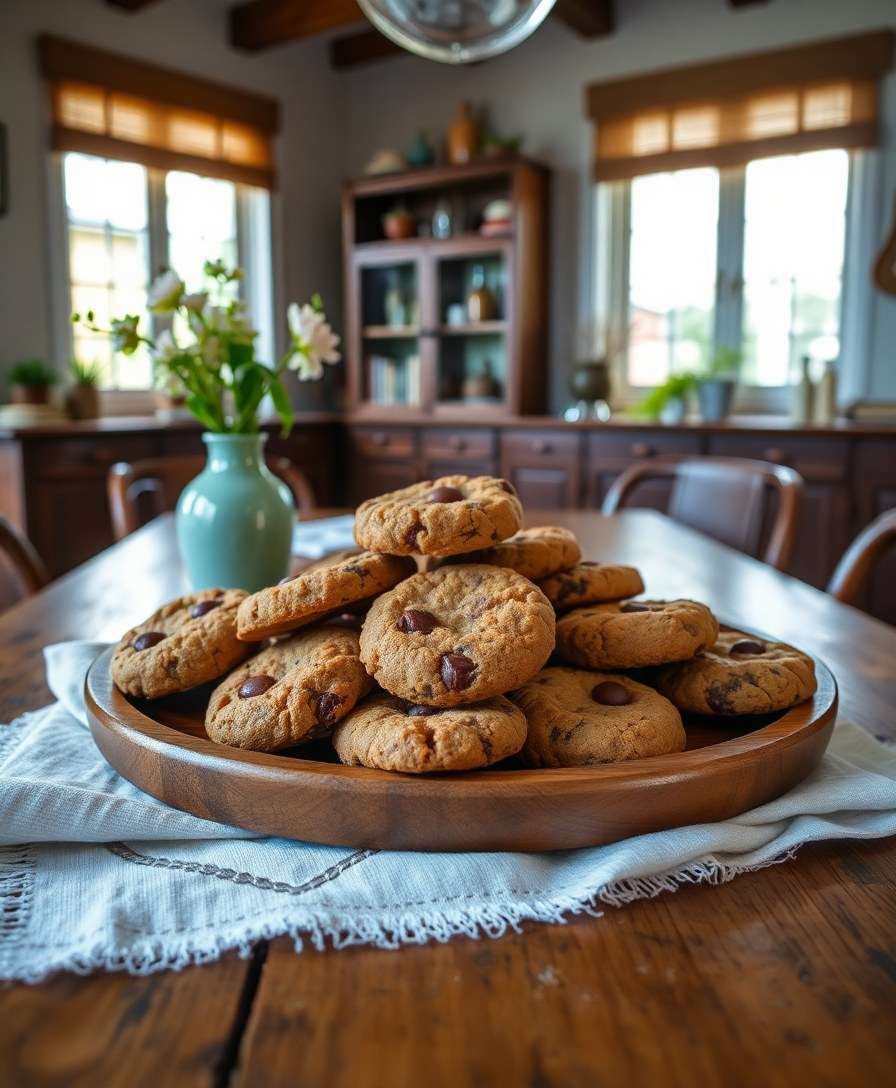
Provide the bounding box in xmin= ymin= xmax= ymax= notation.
xmin=372 ymin=433 xmax=389 ymax=447
xmin=764 ymin=447 xmax=787 ymax=464
xmin=532 ymin=439 xmax=552 ymax=455
xmin=631 ymin=442 xmax=655 ymax=458
xmin=450 ymin=437 xmax=467 ymax=452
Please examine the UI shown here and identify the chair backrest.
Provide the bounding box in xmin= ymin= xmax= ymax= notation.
xmin=827 ymin=508 xmax=896 ymax=606
xmin=0 ymin=517 xmax=48 ymax=609
xmin=107 ymin=454 xmax=317 ymax=541
xmin=601 ymin=455 xmax=804 ymax=570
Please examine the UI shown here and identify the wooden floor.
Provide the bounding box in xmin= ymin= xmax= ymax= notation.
xmin=1 ymin=510 xmax=895 ymax=1087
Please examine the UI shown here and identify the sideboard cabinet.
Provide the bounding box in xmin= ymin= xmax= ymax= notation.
xmin=346 ymin=418 xmax=896 ymax=625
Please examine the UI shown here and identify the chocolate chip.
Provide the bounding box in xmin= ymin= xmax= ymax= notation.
xmin=592 ymin=681 xmax=632 ymax=706
xmin=396 ymin=609 xmax=438 ymax=634
xmin=440 ymin=652 xmax=477 ymax=691
xmin=620 ymin=602 xmax=650 ymax=613
xmin=427 ymin=485 xmax=464 ymax=503
xmin=238 ymin=674 xmax=276 ymax=699
xmin=314 ymin=692 xmax=342 ymax=726
xmin=405 ymin=703 xmax=436 ymax=717
xmin=730 ymin=639 xmax=765 ymax=656
xmin=190 ymin=598 xmax=222 ymax=619
xmin=404 ymin=524 xmax=422 ymax=547
xmin=133 ymin=631 xmax=165 ymax=651
xmin=499 ymin=479 xmax=516 ymax=495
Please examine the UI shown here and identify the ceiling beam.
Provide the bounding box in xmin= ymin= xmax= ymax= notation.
xmin=104 ymin=0 xmax=163 ymax=10
xmin=331 ymin=29 xmax=403 ymax=70
xmin=552 ymin=0 xmax=615 ymax=38
xmin=230 ymin=0 xmax=363 ymax=52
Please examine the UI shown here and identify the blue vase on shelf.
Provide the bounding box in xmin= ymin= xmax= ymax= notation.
xmin=176 ymin=433 xmax=294 ymax=592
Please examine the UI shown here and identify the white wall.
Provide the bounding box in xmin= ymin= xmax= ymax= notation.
xmin=341 ymin=0 xmax=896 ymax=409
xmin=0 ymin=0 xmax=345 ymax=406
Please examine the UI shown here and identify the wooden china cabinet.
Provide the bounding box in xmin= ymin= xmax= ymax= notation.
xmin=342 ymin=158 xmax=549 ymax=420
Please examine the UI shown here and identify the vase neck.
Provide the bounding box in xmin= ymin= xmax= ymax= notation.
xmin=203 ymin=433 xmax=267 ymax=473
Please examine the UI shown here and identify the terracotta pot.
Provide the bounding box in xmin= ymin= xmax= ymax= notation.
xmin=382 ymin=212 xmax=416 ymax=240
xmin=447 ymin=101 xmax=477 ymax=165
xmin=11 ymin=384 xmax=50 ymax=406
xmin=66 ymin=382 xmax=100 ymax=420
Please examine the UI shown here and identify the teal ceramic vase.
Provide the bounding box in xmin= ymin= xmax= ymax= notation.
xmin=176 ymin=433 xmax=294 ymax=592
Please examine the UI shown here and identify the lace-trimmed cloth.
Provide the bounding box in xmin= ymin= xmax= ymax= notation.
xmin=1 ymin=642 xmax=895 ymax=983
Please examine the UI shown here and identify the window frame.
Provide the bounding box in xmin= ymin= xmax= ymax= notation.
xmin=595 ymin=149 xmax=867 ymax=414
xmin=48 ymin=152 xmax=275 ymax=403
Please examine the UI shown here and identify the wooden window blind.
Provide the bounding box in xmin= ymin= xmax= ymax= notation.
xmin=38 ymin=35 xmax=280 ymax=189
xmin=586 ymin=30 xmax=894 ymax=181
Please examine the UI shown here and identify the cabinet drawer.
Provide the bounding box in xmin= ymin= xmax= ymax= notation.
xmin=501 ymin=430 xmax=579 ymax=464
xmin=707 ymin=435 xmax=849 ymax=482
xmin=423 ymin=428 xmax=494 ymax=461
xmin=350 ymin=427 xmax=417 ymax=459
xmin=27 ymin=436 xmax=156 ymax=475
xmin=587 ymin=430 xmax=701 ymax=469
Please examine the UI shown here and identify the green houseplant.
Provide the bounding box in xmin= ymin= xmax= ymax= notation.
xmin=636 ymin=371 xmax=698 ymax=424
xmin=696 ymin=346 xmax=741 ymax=422
xmin=8 ymin=359 xmax=57 ymax=406
xmin=66 ymin=358 xmax=101 ymax=420
xmin=74 ymin=261 xmax=340 ymax=590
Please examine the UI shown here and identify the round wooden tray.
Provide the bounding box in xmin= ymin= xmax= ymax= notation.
xmin=85 ymin=639 xmax=837 ymax=853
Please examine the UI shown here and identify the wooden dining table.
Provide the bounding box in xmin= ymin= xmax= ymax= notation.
xmin=1 ymin=508 xmax=894 ymax=1087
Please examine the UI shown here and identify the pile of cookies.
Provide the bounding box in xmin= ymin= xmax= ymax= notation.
xmin=111 ymin=474 xmax=817 ymax=775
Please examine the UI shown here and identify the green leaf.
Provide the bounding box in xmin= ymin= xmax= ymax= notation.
xmin=185 ymin=394 xmax=223 ymax=432
xmin=228 ymin=339 xmax=254 ymax=370
xmin=268 ymin=377 xmax=294 ymax=437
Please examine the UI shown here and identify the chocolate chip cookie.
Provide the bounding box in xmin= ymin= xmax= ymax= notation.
xmin=236 ymin=550 xmax=415 ymax=641
xmin=555 ymin=599 xmax=718 ymax=670
xmin=205 ymin=623 xmax=373 ymax=751
xmin=359 ymin=564 xmax=555 ymax=707
xmin=457 ymin=526 xmax=582 ymax=581
xmin=512 ymin=666 xmax=685 ymax=767
xmin=333 ymin=691 xmax=527 ymax=773
xmin=652 ymin=629 xmax=817 ymax=715
xmin=537 ymin=562 xmax=645 ymax=612
xmin=112 ymin=589 xmax=253 ymax=699
xmin=353 ymin=475 xmax=522 ymax=557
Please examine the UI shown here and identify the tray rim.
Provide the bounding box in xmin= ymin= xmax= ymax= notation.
xmin=85 ymin=641 xmax=838 ymax=800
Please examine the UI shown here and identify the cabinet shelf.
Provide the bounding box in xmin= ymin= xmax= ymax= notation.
xmin=439 ymin=321 xmax=507 ymax=336
xmin=355 ymin=234 xmax=514 ymax=259
xmin=362 ymin=325 xmax=419 ymax=339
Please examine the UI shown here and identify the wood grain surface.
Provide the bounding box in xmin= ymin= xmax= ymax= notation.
xmin=1 ymin=510 xmax=894 ymax=1087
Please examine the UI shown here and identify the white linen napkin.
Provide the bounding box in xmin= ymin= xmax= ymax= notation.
xmin=1 ymin=641 xmax=895 ymax=983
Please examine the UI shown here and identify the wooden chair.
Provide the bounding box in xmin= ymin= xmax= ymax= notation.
xmin=601 ymin=455 xmax=804 ymax=570
xmin=0 ymin=517 xmax=49 ymax=606
xmin=827 ymin=509 xmax=896 ymax=606
xmin=107 ymin=455 xmax=317 ymax=541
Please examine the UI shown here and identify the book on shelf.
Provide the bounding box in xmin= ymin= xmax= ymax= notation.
xmin=368 ymin=353 xmax=421 ymax=405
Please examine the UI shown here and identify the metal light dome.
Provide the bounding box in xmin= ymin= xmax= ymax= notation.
xmin=357 ymin=0 xmax=557 ymax=64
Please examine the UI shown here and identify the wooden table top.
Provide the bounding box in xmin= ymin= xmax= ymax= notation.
xmin=2 ymin=510 xmax=894 ymax=1087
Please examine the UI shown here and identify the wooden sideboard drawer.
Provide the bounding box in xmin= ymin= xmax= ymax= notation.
xmin=501 ymin=430 xmax=579 ymax=463
xmin=350 ymin=427 xmax=417 ymax=459
xmin=422 ymin=428 xmax=494 ymax=461
xmin=707 ymin=435 xmax=850 ymax=482
xmin=586 ymin=430 xmax=701 ymax=469
xmin=27 ymin=436 xmax=156 ymax=475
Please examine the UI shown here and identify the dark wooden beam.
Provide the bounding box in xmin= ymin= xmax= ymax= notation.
xmin=552 ymin=0 xmax=614 ymax=38
xmin=330 ymin=29 xmax=403 ymax=70
xmin=729 ymin=1 xmax=771 ymax=7
xmin=230 ymin=0 xmax=363 ymax=52
xmin=105 ymin=0 xmax=163 ymax=10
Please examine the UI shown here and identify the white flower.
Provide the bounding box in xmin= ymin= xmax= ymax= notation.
xmin=286 ymin=302 xmax=341 ymax=381
xmin=148 ymin=270 xmax=184 ymax=312
xmin=182 ymin=291 xmax=208 ymax=313
xmin=152 ymin=328 xmax=180 ymax=363
xmin=110 ymin=314 xmax=141 ymax=354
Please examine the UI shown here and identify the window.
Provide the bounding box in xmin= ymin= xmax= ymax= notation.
xmin=59 ymin=151 xmax=273 ymax=391
xmin=603 ymin=148 xmax=851 ymax=400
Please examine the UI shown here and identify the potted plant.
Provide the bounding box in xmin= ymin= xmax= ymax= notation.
xmin=382 ymin=204 xmax=416 ymax=241
xmin=74 ymin=260 xmax=340 ymax=591
xmin=697 ymin=347 xmax=741 ymax=422
xmin=8 ymin=359 xmax=57 ymax=406
xmin=637 ymin=372 xmax=698 ymax=425
xmin=66 ymin=358 xmax=101 ymax=420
